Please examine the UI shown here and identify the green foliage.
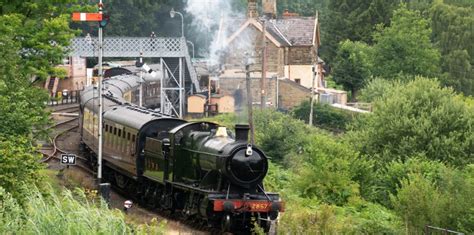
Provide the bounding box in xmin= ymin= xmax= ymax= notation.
xmin=0 ymin=2 xmax=78 ymax=79
xmin=431 ymin=0 xmax=473 ymax=95
xmin=391 ymin=167 xmax=474 ymax=234
xmin=279 ymin=198 xmax=403 ymax=234
xmin=103 ymin=0 xmax=168 ymax=37
xmin=321 ymin=0 xmax=399 ymax=62
xmin=253 ymin=109 xmax=313 ymax=163
xmin=358 ymin=78 xmax=402 ymax=103
xmin=0 ymin=185 xmax=166 ymax=234
xmin=332 ymin=40 xmax=373 ymax=100
xmin=374 ymin=158 xmax=447 ymax=207
xmin=371 ymin=5 xmax=441 ymax=79
xmin=291 ymin=101 xmax=355 ymax=132
xmin=277 ymin=0 xmax=329 ymax=16
xmin=391 ymin=173 xmax=443 ymax=233
xmin=0 ymin=137 xmax=44 ymax=202
xmin=349 ymin=77 xmax=474 ymax=166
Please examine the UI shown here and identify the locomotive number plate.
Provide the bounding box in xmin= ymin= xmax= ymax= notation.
xmin=248 ymin=202 xmax=269 ymax=211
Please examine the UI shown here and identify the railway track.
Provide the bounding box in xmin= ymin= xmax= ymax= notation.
xmin=110 ymin=183 xmax=225 ymax=234
xmin=38 ymin=116 xmax=94 ymax=175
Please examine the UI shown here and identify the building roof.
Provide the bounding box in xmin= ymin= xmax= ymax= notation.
xmin=270 ymin=17 xmax=316 ymax=46
xmin=224 ymin=16 xmax=319 ymax=48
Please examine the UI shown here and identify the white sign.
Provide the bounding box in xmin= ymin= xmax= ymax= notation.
xmin=60 ymin=154 xmax=76 ymax=165
xmin=124 ymin=200 xmax=133 ymax=209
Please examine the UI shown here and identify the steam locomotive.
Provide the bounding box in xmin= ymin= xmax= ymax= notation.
xmin=79 ymin=72 xmax=283 ymax=232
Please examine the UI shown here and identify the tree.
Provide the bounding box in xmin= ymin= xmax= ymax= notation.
xmin=371 ymin=5 xmax=441 ymax=79
xmin=332 ymin=40 xmax=373 ymax=100
xmin=0 ymin=1 xmax=79 ymax=79
xmin=321 ymin=0 xmax=399 ymax=62
xmin=0 ymin=1 xmax=83 ymax=200
xmin=431 ymin=0 xmax=473 ymax=95
xmin=348 ymin=77 xmax=474 ymax=167
xmin=278 ymin=0 xmax=329 ymax=16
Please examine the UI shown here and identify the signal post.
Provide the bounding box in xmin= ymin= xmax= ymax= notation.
xmin=72 ymin=1 xmax=109 ymax=196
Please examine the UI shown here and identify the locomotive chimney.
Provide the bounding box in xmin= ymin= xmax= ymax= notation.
xmin=235 ymin=124 xmax=250 ymax=142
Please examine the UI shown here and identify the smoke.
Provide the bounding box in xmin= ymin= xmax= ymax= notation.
xmin=185 ymin=0 xmax=256 ymax=126
xmin=184 ymin=0 xmax=253 ymax=69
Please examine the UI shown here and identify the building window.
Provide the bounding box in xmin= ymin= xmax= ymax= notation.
xmin=295 ymin=78 xmax=301 ymax=84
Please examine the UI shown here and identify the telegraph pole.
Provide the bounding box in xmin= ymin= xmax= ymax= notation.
xmin=245 ymin=56 xmax=255 ymax=145
xmin=309 ymin=11 xmax=319 ymax=126
xmin=260 ymin=19 xmax=267 ymax=109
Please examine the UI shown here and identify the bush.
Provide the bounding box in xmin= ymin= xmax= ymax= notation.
xmin=358 ymin=78 xmax=402 ymax=103
xmin=253 ymin=109 xmax=313 ymax=163
xmin=390 ymin=166 xmax=474 ymax=233
xmin=391 ymin=174 xmax=444 ymax=233
xmin=348 ymin=77 xmax=474 ymax=167
xmin=372 ymin=157 xmax=447 ymax=207
xmin=278 ymin=198 xmax=403 ymax=234
xmin=0 ymin=136 xmax=44 ymax=202
xmin=291 ymin=101 xmax=355 ymax=132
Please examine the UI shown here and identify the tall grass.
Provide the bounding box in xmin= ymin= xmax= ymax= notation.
xmin=0 ymin=185 xmax=165 ymax=234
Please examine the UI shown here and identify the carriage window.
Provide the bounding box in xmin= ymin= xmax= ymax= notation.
xmin=114 ymin=127 xmax=117 ymax=135
xmin=118 ymin=129 xmax=121 ymax=137
xmin=127 ymin=132 xmax=130 ymax=140
xmin=105 ymin=125 xmax=108 ymax=132
xmin=132 ymin=134 xmax=136 ymax=142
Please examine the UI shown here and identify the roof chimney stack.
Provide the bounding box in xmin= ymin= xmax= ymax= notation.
xmin=262 ymin=0 xmax=277 ymax=19
xmin=248 ymin=0 xmax=258 ymax=18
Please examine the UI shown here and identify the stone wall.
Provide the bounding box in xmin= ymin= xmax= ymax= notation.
xmin=278 ymin=79 xmax=311 ymax=110
xmin=224 ymin=26 xmax=285 ymax=77
xmin=288 ymin=46 xmax=313 ymax=65
xmin=217 ymin=76 xmax=310 ymax=111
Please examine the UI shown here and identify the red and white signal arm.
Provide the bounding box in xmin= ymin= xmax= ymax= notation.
xmin=72 ymin=12 xmax=103 ymax=22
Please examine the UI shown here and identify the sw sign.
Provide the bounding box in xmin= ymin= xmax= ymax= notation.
xmin=60 ymin=154 xmax=77 ymax=165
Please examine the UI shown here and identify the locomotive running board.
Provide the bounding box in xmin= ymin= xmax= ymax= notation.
xmin=164 ymin=180 xmax=220 ymax=194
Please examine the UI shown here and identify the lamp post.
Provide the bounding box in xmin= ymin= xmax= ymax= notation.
xmin=187 ymin=40 xmax=195 ymax=59
xmin=170 ymin=8 xmax=184 ymax=38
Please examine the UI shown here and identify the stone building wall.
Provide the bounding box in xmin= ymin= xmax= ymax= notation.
xmin=217 ymin=77 xmax=310 ymax=111
xmin=224 ymin=26 xmax=285 ymax=77
xmin=288 ymin=46 xmax=313 ymax=65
